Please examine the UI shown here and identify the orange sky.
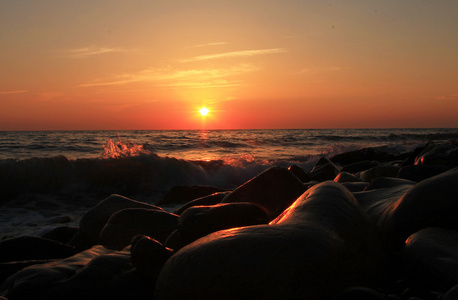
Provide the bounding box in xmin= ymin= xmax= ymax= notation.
xmin=1 ymin=1 xmax=457 ymax=130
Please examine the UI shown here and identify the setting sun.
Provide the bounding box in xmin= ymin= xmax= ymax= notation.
xmin=200 ymin=108 xmax=209 ymax=116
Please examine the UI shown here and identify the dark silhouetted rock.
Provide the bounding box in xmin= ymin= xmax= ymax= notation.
xmin=221 ymin=167 xmax=305 ymax=220
xmin=341 ymin=182 xmax=369 ymax=192
xmin=154 ymin=182 xmax=388 ymax=300
xmin=0 ymin=245 xmax=151 ymax=300
xmin=310 ymin=157 xmax=341 ymax=182
xmin=402 ymin=227 xmax=458 ymax=292
xmin=99 ymin=208 xmax=178 ymax=250
xmin=158 ymin=185 xmax=226 ymax=206
xmin=359 ymin=164 xmax=400 ymax=182
xmin=398 ymin=164 xmax=449 ymax=182
xmin=78 ymin=194 xmax=162 ymax=245
xmin=415 ymin=145 xmax=458 ymax=168
xmin=331 ymin=146 xmax=398 ymax=165
xmin=0 ymin=236 xmax=76 ymax=263
xmin=178 ymin=202 xmax=269 ymax=245
xmin=364 ymin=177 xmax=416 ymax=191
xmin=131 ymin=235 xmax=173 ymax=280
xmin=288 ymin=165 xmax=311 ymax=183
xmin=384 ymin=167 xmax=458 ymax=243
xmin=334 ymin=171 xmax=360 ymax=183
xmin=341 ymin=160 xmax=380 ymax=174
xmin=41 ymin=226 xmax=79 ymax=244
xmin=163 ymin=230 xmax=184 ymax=251
xmin=173 ymin=192 xmax=230 ymax=215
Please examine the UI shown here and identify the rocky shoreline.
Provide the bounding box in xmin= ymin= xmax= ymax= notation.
xmin=1 ymin=141 xmax=458 ymax=300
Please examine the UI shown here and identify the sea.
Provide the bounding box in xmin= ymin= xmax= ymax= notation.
xmin=1 ymin=128 xmax=457 ymax=239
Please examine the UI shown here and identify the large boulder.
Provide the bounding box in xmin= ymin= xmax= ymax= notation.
xmin=177 ymin=202 xmax=269 ymax=246
xmin=221 ymin=167 xmax=305 ymax=220
xmin=154 ymin=182 xmax=388 ymax=300
xmin=173 ymin=192 xmax=230 ymax=215
xmin=99 ymin=208 xmax=178 ymax=250
xmin=414 ymin=145 xmax=458 ymax=168
xmin=0 ymin=245 xmax=151 ymax=300
xmin=76 ymin=194 xmax=162 ymax=246
xmin=383 ymin=167 xmax=458 ymax=244
xmin=310 ymin=157 xmax=340 ymax=182
xmin=158 ymin=185 xmax=226 ymax=206
xmin=402 ymin=227 xmax=458 ymax=292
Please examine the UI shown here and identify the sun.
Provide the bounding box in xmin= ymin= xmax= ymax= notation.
xmin=199 ymin=107 xmax=209 ymax=116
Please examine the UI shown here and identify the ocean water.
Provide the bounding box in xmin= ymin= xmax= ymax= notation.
xmin=0 ymin=128 xmax=457 ymax=239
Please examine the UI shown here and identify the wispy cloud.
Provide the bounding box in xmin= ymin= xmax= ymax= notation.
xmin=180 ymin=48 xmax=287 ymax=62
xmin=79 ymin=64 xmax=257 ymax=88
xmin=435 ymin=94 xmax=458 ymax=100
xmin=186 ymin=42 xmax=228 ymax=48
xmin=66 ymin=45 xmax=125 ymax=58
xmin=0 ymin=90 xmax=27 ymax=95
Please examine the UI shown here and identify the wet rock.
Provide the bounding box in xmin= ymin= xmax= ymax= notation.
xmin=173 ymin=192 xmax=230 ymax=215
xmin=0 ymin=245 xmax=151 ymax=300
xmin=334 ymin=171 xmax=360 ymax=183
xmin=0 ymin=236 xmax=76 ymax=263
xmin=99 ymin=208 xmax=178 ymax=250
xmin=310 ymin=157 xmax=341 ymax=182
xmin=415 ymin=145 xmax=458 ymax=168
xmin=402 ymin=227 xmax=458 ymax=292
xmin=288 ymin=165 xmax=311 ymax=183
xmin=158 ymin=185 xmax=226 ymax=206
xmin=384 ymin=167 xmax=458 ymax=243
xmin=41 ymin=226 xmax=79 ymax=244
xmin=341 ymin=182 xmax=369 ymax=192
xmin=341 ymin=160 xmax=380 ymax=174
xmin=131 ymin=235 xmax=173 ymax=280
xmin=364 ymin=177 xmax=416 ymax=191
xmin=359 ymin=164 xmax=400 ymax=182
xmin=78 ymin=194 xmax=162 ymax=245
xmin=398 ymin=164 xmax=449 ymax=182
xmin=221 ymin=167 xmax=305 ymax=220
xmin=177 ymin=202 xmax=269 ymax=245
xmin=154 ymin=182 xmax=388 ymax=300
xmin=331 ymin=146 xmax=397 ymax=165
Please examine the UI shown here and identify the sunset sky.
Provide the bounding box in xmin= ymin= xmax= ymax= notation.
xmin=1 ymin=1 xmax=457 ymax=130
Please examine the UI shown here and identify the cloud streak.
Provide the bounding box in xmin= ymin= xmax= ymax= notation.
xmin=66 ymin=46 xmax=125 ymax=58
xmin=0 ymin=90 xmax=28 ymax=95
xmin=186 ymin=42 xmax=228 ymax=48
xmin=180 ymin=48 xmax=287 ymax=62
xmin=79 ymin=64 xmax=258 ymax=88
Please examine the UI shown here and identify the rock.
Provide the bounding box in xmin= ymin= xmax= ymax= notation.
xmin=331 ymin=146 xmax=397 ymax=165
xmin=177 ymin=203 xmax=269 ymax=246
xmin=341 ymin=182 xmax=369 ymax=192
xmin=0 ymin=245 xmax=151 ymax=300
xmin=444 ymin=284 xmax=458 ymax=300
xmin=78 ymin=194 xmax=162 ymax=245
xmin=415 ymin=145 xmax=458 ymax=168
xmin=0 ymin=236 xmax=76 ymax=263
xmin=99 ymin=208 xmax=178 ymax=250
xmin=402 ymin=227 xmax=458 ymax=292
xmin=364 ymin=177 xmax=416 ymax=191
xmin=154 ymin=182 xmax=388 ymax=300
xmin=131 ymin=235 xmax=173 ymax=280
xmin=334 ymin=171 xmax=360 ymax=183
xmin=359 ymin=164 xmax=400 ymax=182
xmin=158 ymin=185 xmax=226 ymax=206
xmin=310 ymin=157 xmax=341 ymax=182
xmin=221 ymin=167 xmax=305 ymax=220
xmin=398 ymin=164 xmax=449 ymax=182
xmin=288 ymin=165 xmax=311 ymax=183
xmin=384 ymin=167 xmax=458 ymax=244
xmin=354 ymin=181 xmax=414 ymax=229
xmin=173 ymin=192 xmax=230 ymax=215
xmin=341 ymin=160 xmax=380 ymax=173
xmin=163 ymin=230 xmax=185 ymax=251
xmin=41 ymin=226 xmax=79 ymax=244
